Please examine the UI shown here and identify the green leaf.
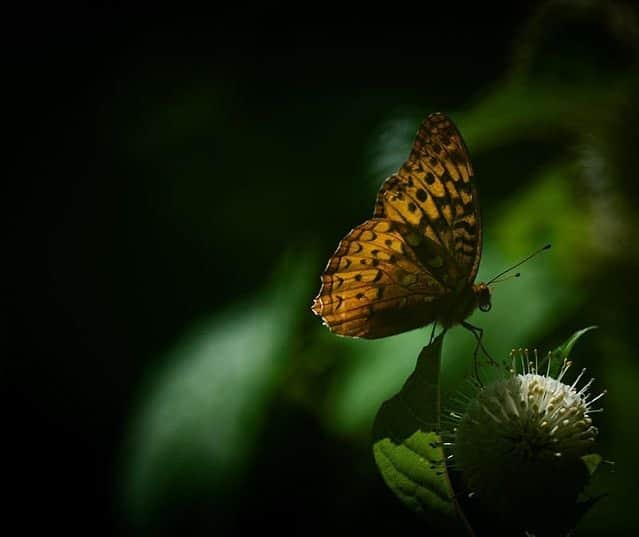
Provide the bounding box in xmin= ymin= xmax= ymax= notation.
xmin=547 ymin=325 xmax=598 ymax=376
xmin=372 ymin=335 xmax=472 ymax=535
xmin=554 ymin=325 xmax=598 ymax=361
xmin=581 ymin=453 xmax=603 ymax=477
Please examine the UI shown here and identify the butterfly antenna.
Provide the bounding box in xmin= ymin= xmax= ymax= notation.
xmin=487 ymin=244 xmax=551 ymax=285
xmin=490 ymin=272 xmax=521 ymax=285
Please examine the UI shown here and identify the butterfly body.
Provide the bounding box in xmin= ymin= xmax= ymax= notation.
xmin=438 ymin=282 xmax=488 ymax=329
xmin=312 ymin=113 xmax=491 ymax=339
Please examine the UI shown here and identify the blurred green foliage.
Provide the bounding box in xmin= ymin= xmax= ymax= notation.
xmin=123 ymin=257 xmax=315 ymax=528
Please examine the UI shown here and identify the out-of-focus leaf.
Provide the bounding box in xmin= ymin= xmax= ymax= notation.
xmin=327 ymin=329 xmax=433 ymax=434
xmin=458 ymin=80 xmax=627 ymax=153
xmin=367 ymin=80 xmax=624 ymax=175
xmin=121 ymin=255 xmax=315 ymax=527
xmin=492 ymin=166 xmax=596 ymax=281
xmin=583 ymin=335 xmax=639 ymax=534
xmin=372 ymin=335 xmax=472 ymax=535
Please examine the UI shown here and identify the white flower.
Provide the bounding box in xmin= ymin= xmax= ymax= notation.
xmin=449 ymin=349 xmax=604 ymax=515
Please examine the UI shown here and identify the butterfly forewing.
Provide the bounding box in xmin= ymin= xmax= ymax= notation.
xmin=374 ymin=113 xmax=481 ymax=283
xmin=313 ymin=113 xmax=482 ymax=338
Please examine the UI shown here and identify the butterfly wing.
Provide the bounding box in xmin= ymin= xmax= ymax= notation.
xmin=312 ymin=113 xmax=482 ymax=339
xmin=311 ymin=218 xmax=452 ymax=338
xmin=374 ymin=112 xmax=482 ymax=284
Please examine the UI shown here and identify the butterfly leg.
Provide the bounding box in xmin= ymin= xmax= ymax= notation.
xmin=461 ymin=322 xmax=497 ymax=387
xmin=472 ymin=339 xmax=484 ymax=388
xmin=461 ymin=321 xmax=495 ymax=365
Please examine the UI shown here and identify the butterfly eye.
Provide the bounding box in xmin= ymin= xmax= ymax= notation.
xmin=479 ymin=303 xmax=492 ymax=313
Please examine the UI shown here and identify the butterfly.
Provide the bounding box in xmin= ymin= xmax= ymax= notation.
xmin=311 ymin=112 xmax=493 ymax=342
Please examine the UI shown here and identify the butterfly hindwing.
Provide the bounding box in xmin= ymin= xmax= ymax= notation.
xmin=312 ymin=218 xmax=454 ymax=338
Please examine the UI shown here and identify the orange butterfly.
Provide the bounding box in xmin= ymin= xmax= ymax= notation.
xmin=312 ymin=113 xmax=495 ymax=342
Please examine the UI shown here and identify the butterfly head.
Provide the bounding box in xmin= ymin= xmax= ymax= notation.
xmin=474 ymin=283 xmax=492 ymax=313
xmin=477 ymin=244 xmax=552 ymax=315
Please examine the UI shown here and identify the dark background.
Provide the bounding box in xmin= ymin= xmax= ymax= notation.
xmin=8 ymin=2 xmax=639 ymax=535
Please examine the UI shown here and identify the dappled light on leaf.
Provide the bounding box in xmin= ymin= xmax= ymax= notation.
xmin=122 ymin=257 xmax=315 ymax=528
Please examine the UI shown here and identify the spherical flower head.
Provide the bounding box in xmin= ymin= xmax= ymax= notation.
xmin=452 ymin=350 xmax=604 ymax=517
